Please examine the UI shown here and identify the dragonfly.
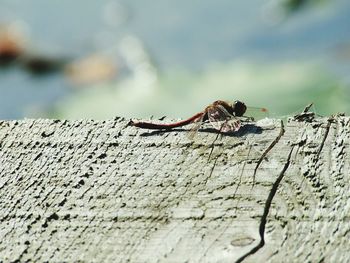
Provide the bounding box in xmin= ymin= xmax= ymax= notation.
xmin=130 ymin=100 xmax=268 ymax=136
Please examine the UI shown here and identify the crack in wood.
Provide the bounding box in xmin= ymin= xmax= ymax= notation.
xmin=253 ymin=120 xmax=285 ymax=187
xmin=297 ymin=118 xmax=333 ymax=190
xmin=233 ymin=145 xmax=252 ymax=211
xmin=208 ymin=119 xmax=237 ymax=161
xmin=316 ymin=117 xmax=333 ymax=159
xmin=203 ymin=129 xmax=222 ymax=187
xmin=208 ymin=132 xmax=221 ymax=161
xmin=235 ymin=146 xmax=294 ymax=263
xmin=207 ymin=155 xmax=219 ymax=186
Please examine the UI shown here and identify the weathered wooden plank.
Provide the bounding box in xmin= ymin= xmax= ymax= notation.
xmin=0 ymin=115 xmax=349 ymax=262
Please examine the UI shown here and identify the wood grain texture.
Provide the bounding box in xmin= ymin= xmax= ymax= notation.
xmin=0 ymin=116 xmax=349 ymax=262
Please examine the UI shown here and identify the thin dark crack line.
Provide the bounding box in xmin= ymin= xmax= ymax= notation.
xmin=198 ymin=144 xmax=251 ymax=258
xmin=200 ymin=144 xmax=251 ymax=260
xmin=293 ymin=128 xmax=306 ymax=159
xmin=198 ymin=128 xmax=240 ymax=261
xmin=233 ymin=145 xmax=252 ymax=212
xmin=253 ymin=120 xmax=285 ymax=188
xmin=199 ymin=154 xmax=219 ymax=233
xmin=235 ymin=146 xmax=294 ymax=263
xmin=208 ymin=120 xmax=228 ymax=161
xmin=299 ymin=117 xmax=333 ymax=189
xmin=208 ymin=132 xmax=221 ymax=161
xmin=208 ymin=155 xmax=219 ymax=181
xmin=206 ymin=130 xmax=222 ymax=185
xmin=316 ymin=116 xmax=333 ymax=159
xmin=201 ymin=154 xmax=220 ymax=190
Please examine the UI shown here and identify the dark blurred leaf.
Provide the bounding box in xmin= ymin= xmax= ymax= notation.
xmin=282 ymin=0 xmax=326 ymax=13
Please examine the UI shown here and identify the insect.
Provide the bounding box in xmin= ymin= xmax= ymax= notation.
xmin=130 ymin=100 xmax=267 ymax=136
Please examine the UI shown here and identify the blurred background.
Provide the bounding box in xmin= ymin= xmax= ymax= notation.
xmin=0 ymin=0 xmax=350 ymax=120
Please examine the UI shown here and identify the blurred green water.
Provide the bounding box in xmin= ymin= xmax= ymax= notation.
xmin=51 ymin=61 xmax=349 ymax=119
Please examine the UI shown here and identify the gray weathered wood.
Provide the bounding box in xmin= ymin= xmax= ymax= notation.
xmin=0 ymin=115 xmax=349 ymax=262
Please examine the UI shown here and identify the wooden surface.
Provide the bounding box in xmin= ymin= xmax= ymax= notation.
xmin=0 ymin=115 xmax=349 ymax=262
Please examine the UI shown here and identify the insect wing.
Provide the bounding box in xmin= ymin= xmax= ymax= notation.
xmin=222 ymin=118 xmax=241 ymax=132
xmin=207 ymin=105 xmax=241 ymax=133
xmin=187 ymin=113 xmax=205 ymax=139
xmin=210 ymin=118 xmax=241 ymax=133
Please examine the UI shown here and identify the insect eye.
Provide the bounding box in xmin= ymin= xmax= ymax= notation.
xmin=234 ymin=100 xmax=247 ymax=116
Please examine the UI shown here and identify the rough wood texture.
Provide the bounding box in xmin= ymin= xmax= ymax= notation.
xmin=0 ymin=115 xmax=349 ymax=262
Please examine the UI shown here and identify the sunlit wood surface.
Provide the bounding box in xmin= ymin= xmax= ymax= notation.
xmin=0 ymin=115 xmax=349 ymax=262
